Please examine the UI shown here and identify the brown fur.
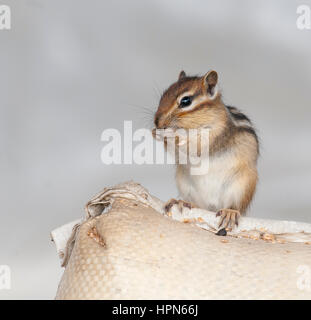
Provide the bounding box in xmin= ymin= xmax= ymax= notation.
xmin=154 ymin=71 xmax=259 ymax=221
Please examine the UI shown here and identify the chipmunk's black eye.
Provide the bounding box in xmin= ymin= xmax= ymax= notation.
xmin=179 ymin=96 xmax=192 ymax=108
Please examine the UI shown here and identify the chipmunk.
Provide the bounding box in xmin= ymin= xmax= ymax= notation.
xmin=153 ymin=70 xmax=259 ymax=229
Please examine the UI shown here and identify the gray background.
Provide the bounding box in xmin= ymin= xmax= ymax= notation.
xmin=1 ymin=0 xmax=310 ymax=299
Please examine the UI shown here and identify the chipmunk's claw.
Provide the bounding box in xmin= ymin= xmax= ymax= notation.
xmin=216 ymin=209 xmax=240 ymax=230
xmin=164 ymin=199 xmax=195 ymax=214
xmin=164 ymin=199 xmax=178 ymax=212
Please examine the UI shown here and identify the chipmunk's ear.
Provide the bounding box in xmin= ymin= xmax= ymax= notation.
xmin=178 ymin=70 xmax=186 ymax=81
xmin=203 ymin=70 xmax=218 ymax=97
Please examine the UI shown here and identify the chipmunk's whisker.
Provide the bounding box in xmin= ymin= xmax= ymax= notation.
xmin=126 ymin=103 xmax=155 ymax=127
xmin=153 ymin=81 xmax=162 ymax=99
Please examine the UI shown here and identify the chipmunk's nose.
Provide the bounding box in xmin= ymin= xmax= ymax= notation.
xmin=154 ymin=115 xmax=160 ymax=128
xmin=155 ymin=111 xmax=169 ymax=129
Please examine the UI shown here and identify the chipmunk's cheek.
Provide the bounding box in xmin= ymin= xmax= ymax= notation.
xmin=176 ymin=115 xmax=191 ymax=129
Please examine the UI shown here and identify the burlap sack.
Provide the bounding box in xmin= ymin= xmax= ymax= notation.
xmin=52 ymin=182 xmax=311 ymax=299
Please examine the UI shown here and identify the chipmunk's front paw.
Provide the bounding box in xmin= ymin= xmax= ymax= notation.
xmin=152 ymin=128 xmax=157 ymax=139
xmin=216 ymin=209 xmax=240 ymax=230
xmin=164 ymin=198 xmax=195 ymax=214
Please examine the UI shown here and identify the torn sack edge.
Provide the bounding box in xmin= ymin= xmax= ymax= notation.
xmin=51 ymin=181 xmax=311 ymax=267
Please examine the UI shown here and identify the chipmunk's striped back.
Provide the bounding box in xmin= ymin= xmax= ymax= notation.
xmin=226 ymin=105 xmax=259 ymax=151
xmin=226 ymin=106 xmax=252 ymax=127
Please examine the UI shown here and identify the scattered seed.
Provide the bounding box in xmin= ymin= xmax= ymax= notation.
xmin=215 ymin=228 xmax=227 ymax=236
